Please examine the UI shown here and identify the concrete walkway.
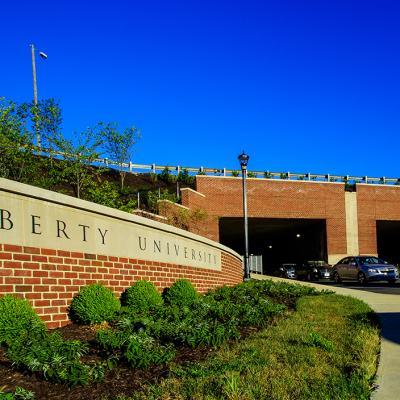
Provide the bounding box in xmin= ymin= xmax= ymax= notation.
xmin=251 ymin=274 xmax=400 ymax=400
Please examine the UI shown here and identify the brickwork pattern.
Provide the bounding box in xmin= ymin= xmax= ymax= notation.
xmin=190 ymin=176 xmax=348 ymax=256
xmin=357 ymin=185 xmax=400 ymax=255
xmin=0 ymin=243 xmax=242 ymax=329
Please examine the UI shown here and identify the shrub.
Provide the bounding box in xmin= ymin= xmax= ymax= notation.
xmin=121 ymin=280 xmax=163 ymax=315
xmin=0 ymin=295 xmax=45 ymax=347
xmin=163 ymin=279 xmax=198 ymax=308
xmin=69 ymin=283 xmax=120 ymax=324
xmin=85 ymin=180 xmax=120 ymax=208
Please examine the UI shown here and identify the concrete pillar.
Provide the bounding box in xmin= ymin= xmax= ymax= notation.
xmin=345 ymin=192 xmax=359 ymax=255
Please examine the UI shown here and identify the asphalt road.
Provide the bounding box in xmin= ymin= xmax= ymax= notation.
xmin=315 ymin=280 xmax=400 ymax=295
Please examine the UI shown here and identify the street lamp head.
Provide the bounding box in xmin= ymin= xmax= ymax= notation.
xmin=238 ymin=151 xmax=250 ymax=170
xmin=39 ymin=51 xmax=48 ymax=59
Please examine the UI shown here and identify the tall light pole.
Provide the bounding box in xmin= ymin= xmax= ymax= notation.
xmin=30 ymin=44 xmax=48 ymax=148
xmin=238 ymin=151 xmax=250 ymax=281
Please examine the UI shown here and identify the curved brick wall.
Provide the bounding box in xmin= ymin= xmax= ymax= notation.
xmin=0 ymin=179 xmax=243 ymax=329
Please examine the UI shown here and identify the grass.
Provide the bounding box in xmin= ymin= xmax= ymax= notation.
xmin=116 ymin=294 xmax=379 ymax=400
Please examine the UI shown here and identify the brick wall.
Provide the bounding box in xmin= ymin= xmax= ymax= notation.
xmin=185 ymin=176 xmax=347 ymax=257
xmin=0 ymin=243 xmax=242 ymax=329
xmin=357 ymin=184 xmax=400 ymax=255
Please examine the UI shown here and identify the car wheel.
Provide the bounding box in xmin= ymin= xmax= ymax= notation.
xmin=306 ymin=272 xmax=311 ymax=281
xmin=333 ymin=272 xmax=341 ymax=284
xmin=358 ymin=272 xmax=367 ymax=286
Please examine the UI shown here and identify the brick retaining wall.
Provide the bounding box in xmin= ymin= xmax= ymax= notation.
xmin=0 ymin=243 xmax=242 ymax=329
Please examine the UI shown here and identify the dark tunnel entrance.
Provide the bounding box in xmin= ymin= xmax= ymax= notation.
xmin=377 ymin=220 xmax=400 ymax=265
xmin=219 ymin=218 xmax=327 ymax=274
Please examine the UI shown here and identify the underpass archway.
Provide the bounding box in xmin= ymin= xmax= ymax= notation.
xmin=377 ymin=220 xmax=400 ymax=265
xmin=219 ymin=218 xmax=327 ymax=274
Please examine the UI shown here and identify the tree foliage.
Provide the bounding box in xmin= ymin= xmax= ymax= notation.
xmin=53 ymin=124 xmax=104 ymax=198
xmin=102 ymin=123 xmax=140 ymax=190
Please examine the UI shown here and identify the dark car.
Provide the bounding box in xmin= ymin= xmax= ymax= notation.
xmin=296 ymin=260 xmax=332 ymax=281
xmin=332 ymin=256 xmax=399 ymax=285
xmin=275 ymin=263 xmax=297 ymax=279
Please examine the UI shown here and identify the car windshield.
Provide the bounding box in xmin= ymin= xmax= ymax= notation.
xmin=282 ymin=264 xmax=296 ymax=270
xmin=357 ymin=256 xmax=385 ymax=265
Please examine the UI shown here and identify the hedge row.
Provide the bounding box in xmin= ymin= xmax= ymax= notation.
xmin=0 ymin=279 xmax=323 ymax=388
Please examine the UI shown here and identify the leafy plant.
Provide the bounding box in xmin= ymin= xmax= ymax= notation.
xmin=6 ymin=330 xmax=103 ymax=386
xmin=144 ymin=189 xmax=177 ymax=213
xmin=264 ymin=171 xmax=272 ymax=179
xmin=0 ymin=387 xmax=35 ymax=400
xmin=69 ymin=283 xmax=120 ymax=324
xmin=163 ymin=279 xmax=198 ymax=308
xmin=121 ymin=280 xmax=163 ymax=315
xmin=159 ymin=167 xmax=177 ymax=183
xmin=247 ymin=172 xmax=257 ymax=178
xmin=96 ymin=329 xmax=175 ymax=368
xmin=231 ymin=170 xmax=240 ymax=177
xmin=0 ymin=295 xmax=45 ymax=347
xmin=85 ymin=180 xmax=120 ymax=208
xmin=177 ymin=168 xmax=195 ymax=185
xmin=280 ymin=172 xmax=288 ymax=179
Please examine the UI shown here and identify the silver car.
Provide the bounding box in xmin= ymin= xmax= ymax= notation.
xmin=333 ymin=256 xmax=399 ymax=285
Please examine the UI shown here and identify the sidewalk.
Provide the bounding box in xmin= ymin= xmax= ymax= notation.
xmin=251 ymin=274 xmax=400 ymax=400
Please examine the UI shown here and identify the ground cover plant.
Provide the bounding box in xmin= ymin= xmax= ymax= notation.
xmin=121 ymin=294 xmax=380 ymax=400
xmin=0 ymin=280 xmax=379 ymax=399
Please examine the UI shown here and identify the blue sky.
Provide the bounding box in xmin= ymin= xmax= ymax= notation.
xmin=1 ymin=0 xmax=400 ymax=177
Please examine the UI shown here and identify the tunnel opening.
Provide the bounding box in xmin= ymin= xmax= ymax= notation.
xmin=219 ymin=218 xmax=327 ymax=274
xmin=377 ymin=220 xmax=400 ymax=265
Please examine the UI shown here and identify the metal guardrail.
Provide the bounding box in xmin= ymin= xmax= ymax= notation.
xmin=94 ymin=159 xmax=400 ymax=186
xmin=38 ymin=148 xmax=400 ymax=186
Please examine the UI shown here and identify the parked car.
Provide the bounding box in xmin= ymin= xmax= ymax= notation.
xmin=332 ymin=256 xmax=399 ymax=285
xmin=275 ymin=263 xmax=297 ymax=279
xmin=296 ymin=260 xmax=332 ymax=281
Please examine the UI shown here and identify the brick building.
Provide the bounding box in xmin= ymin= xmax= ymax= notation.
xmin=167 ymin=176 xmax=400 ymax=270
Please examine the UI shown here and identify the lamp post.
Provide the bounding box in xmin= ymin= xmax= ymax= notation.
xmin=238 ymin=151 xmax=250 ymax=281
xmin=30 ymin=44 xmax=48 ymax=148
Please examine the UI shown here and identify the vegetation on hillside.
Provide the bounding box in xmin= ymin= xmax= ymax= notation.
xmin=0 ymin=97 xmax=196 ymax=216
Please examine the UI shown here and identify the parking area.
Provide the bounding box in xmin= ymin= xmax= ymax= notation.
xmin=317 ymin=281 xmax=400 ymax=295
xmin=219 ymin=217 xmax=327 ymax=273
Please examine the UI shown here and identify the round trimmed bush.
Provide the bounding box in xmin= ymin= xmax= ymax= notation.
xmin=121 ymin=280 xmax=163 ymax=315
xmin=0 ymin=295 xmax=45 ymax=346
xmin=69 ymin=283 xmax=120 ymax=324
xmin=163 ymin=279 xmax=198 ymax=307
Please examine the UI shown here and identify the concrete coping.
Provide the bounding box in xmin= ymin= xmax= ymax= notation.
xmin=180 ymin=187 xmax=206 ymax=197
xmin=131 ymin=209 xmax=168 ymax=221
xmin=0 ymin=178 xmax=242 ymax=262
xmin=157 ymin=199 xmax=190 ymax=210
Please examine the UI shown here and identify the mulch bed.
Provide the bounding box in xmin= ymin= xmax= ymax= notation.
xmin=0 ymin=324 xmax=225 ymax=400
xmin=0 ymin=301 xmax=294 ymax=399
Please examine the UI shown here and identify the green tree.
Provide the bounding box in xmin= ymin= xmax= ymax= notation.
xmin=0 ymin=97 xmax=64 ymax=190
xmin=35 ymin=98 xmax=63 ymax=153
xmin=54 ymin=125 xmax=104 ymax=198
xmin=0 ymin=98 xmax=38 ymax=183
xmin=102 ymin=123 xmax=140 ymax=190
